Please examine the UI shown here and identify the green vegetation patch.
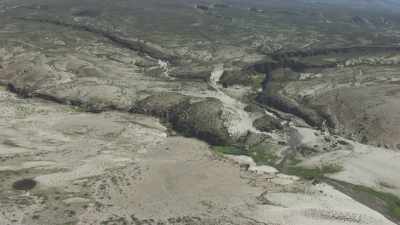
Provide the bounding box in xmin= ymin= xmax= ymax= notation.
xmin=327 ymin=179 xmax=400 ymax=223
xmin=212 ymin=143 xmax=280 ymax=166
xmin=212 ymin=145 xmax=244 ymax=156
xmin=248 ymin=144 xmax=279 ymax=165
xmin=249 ymin=74 xmax=265 ymax=90
xmin=287 ymin=164 xmax=343 ymax=180
xmin=353 ymin=185 xmax=400 ymax=220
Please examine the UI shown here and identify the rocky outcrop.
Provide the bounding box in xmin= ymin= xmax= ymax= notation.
xmin=137 ymin=96 xmax=234 ymax=145
xmin=270 ymin=46 xmax=400 ymax=60
xmin=310 ymin=85 xmax=400 ymax=148
xmin=219 ymin=69 xmax=265 ymax=88
xmin=131 ymin=93 xmax=191 ymax=118
xmin=195 ymin=4 xmax=209 ymax=11
xmin=169 ymin=67 xmax=212 ymax=81
xmin=170 ymin=98 xmax=234 ymax=145
xmin=256 ymin=92 xmax=324 ymax=127
xmin=253 ymin=115 xmax=283 ymax=132
xmin=16 ymin=17 xmax=179 ymax=64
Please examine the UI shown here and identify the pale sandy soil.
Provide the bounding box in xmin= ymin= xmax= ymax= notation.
xmin=295 ymin=126 xmax=400 ymax=197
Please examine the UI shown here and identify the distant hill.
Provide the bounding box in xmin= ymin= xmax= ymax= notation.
xmin=302 ymin=0 xmax=400 ymax=10
xmin=229 ymin=0 xmax=400 ymax=12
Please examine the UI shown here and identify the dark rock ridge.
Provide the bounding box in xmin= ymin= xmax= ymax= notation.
xmin=195 ymin=4 xmax=209 ymax=11
xmin=249 ymin=46 xmax=400 ymax=75
xmin=256 ymin=93 xmax=324 ymax=127
xmin=269 ymin=46 xmax=400 ymax=60
xmin=6 ymin=82 xmax=121 ymax=113
xmin=246 ymin=46 xmax=400 ymax=129
xmin=253 ymin=115 xmax=283 ymax=132
xmin=12 ymin=178 xmax=37 ymax=191
xmin=170 ymin=98 xmax=234 ymax=145
xmin=7 ymin=80 xmax=236 ymax=145
xmin=223 ymin=46 xmax=400 ymax=90
xmin=132 ymin=94 xmax=234 ymax=145
xmin=169 ymin=67 xmax=213 ymax=81
xmin=16 ymin=17 xmax=179 ymax=64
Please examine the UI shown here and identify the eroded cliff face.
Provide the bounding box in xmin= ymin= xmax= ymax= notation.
xmin=252 ymin=48 xmax=400 ymax=149
xmin=1 ymin=0 xmax=400 ymax=224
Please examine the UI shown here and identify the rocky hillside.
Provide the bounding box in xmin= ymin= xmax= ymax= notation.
xmin=1 ymin=0 xmax=400 ymax=224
